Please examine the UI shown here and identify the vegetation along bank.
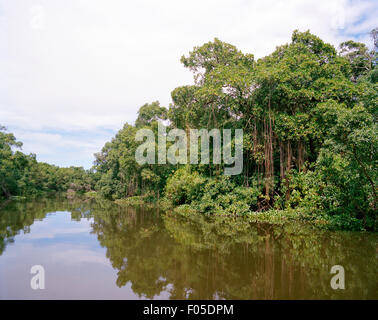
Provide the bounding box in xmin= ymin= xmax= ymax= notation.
xmin=1 ymin=30 xmax=377 ymax=231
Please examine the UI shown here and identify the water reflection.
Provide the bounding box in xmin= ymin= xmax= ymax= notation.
xmin=0 ymin=197 xmax=377 ymax=299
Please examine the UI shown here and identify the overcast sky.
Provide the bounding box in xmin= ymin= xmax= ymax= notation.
xmin=1 ymin=0 xmax=377 ymax=168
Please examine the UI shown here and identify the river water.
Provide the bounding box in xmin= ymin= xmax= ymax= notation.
xmin=0 ymin=197 xmax=376 ymax=299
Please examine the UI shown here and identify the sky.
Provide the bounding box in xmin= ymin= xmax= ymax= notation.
xmin=1 ymin=0 xmax=377 ymax=169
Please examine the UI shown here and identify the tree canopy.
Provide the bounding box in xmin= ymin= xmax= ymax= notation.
xmin=1 ymin=29 xmax=377 ymax=231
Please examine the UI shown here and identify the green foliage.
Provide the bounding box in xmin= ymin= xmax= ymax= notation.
xmin=0 ymin=126 xmax=94 ymax=201
xmin=2 ymin=28 xmax=377 ymax=231
xmin=135 ymin=101 xmax=167 ymax=128
xmin=84 ymin=28 xmax=378 ymax=230
xmin=164 ymin=167 xmax=207 ymax=206
xmin=93 ymin=117 xmax=173 ymax=200
xmin=339 ymin=40 xmax=374 ymax=81
xmin=193 ymin=177 xmax=260 ymax=215
xmin=165 ymin=171 xmax=261 ymax=217
xmin=275 ymin=168 xmax=321 ymax=210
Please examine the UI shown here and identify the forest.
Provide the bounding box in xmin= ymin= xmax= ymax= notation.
xmin=1 ymin=30 xmax=377 ymax=231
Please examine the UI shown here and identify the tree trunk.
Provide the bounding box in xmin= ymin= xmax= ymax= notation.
xmin=0 ymin=183 xmax=11 ymax=199
xmin=297 ymin=140 xmax=304 ymax=172
xmin=285 ymin=141 xmax=292 ymax=201
xmin=280 ymin=141 xmax=285 ymax=181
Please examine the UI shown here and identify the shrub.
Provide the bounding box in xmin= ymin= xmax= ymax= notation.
xmin=164 ymin=167 xmax=207 ymax=206
xmin=165 ymin=173 xmax=261 ymax=216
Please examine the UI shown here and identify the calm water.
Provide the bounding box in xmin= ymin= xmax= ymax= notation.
xmin=0 ymin=197 xmax=376 ymax=299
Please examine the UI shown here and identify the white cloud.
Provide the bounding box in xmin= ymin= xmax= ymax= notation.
xmin=49 ymin=247 xmax=109 ymax=266
xmin=0 ymin=0 xmax=376 ymax=167
xmin=13 ymin=129 xmax=111 ymax=167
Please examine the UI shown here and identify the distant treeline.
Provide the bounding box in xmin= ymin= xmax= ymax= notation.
xmin=0 ymin=126 xmax=93 ymax=200
xmin=1 ymin=29 xmax=377 ymax=230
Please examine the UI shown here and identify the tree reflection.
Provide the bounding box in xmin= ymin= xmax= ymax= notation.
xmin=1 ymin=198 xmax=376 ymax=299
xmin=88 ymin=205 xmax=377 ymax=299
xmin=0 ymin=197 xmax=89 ymax=255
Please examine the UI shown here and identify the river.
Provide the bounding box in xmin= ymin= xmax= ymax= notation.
xmin=0 ymin=197 xmax=376 ymax=299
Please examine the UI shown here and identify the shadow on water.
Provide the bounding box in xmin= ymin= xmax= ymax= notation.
xmin=0 ymin=197 xmax=377 ymax=299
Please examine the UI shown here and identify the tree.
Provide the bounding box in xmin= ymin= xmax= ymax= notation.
xmin=339 ymin=40 xmax=373 ymax=81
xmin=0 ymin=126 xmax=23 ymax=198
xmin=135 ymin=101 xmax=167 ymax=128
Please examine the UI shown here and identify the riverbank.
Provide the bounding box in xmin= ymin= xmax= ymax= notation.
xmin=158 ymin=200 xmax=339 ymax=230
xmin=67 ymin=190 xmax=375 ymax=232
xmin=2 ymin=190 xmax=375 ymax=232
xmin=104 ymin=193 xmax=374 ymax=232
